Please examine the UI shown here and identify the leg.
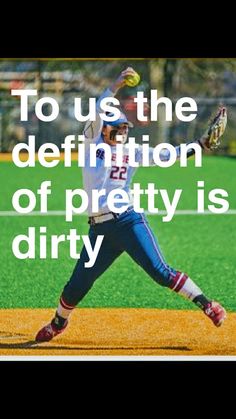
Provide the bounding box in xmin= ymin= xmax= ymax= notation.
xmin=35 ymin=225 xmax=123 ymax=342
xmin=118 ymin=212 xmax=226 ymax=327
xmin=61 ymin=226 xmax=123 ymax=306
xmin=118 ymin=212 xmax=177 ymax=286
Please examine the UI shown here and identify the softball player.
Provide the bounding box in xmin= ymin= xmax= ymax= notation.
xmin=36 ymin=68 xmax=227 ymax=342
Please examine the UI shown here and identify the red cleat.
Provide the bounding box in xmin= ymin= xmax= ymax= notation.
xmin=35 ymin=320 xmax=68 ymax=342
xmin=204 ymin=301 xmax=226 ymax=327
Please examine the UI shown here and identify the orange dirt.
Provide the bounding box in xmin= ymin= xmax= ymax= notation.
xmin=0 ymin=152 xmax=78 ymax=162
xmin=0 ymin=308 xmax=235 ymax=357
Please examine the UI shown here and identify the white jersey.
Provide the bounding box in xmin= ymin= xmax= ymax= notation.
xmin=83 ymin=88 xmax=180 ymax=216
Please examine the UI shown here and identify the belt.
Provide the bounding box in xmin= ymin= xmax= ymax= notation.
xmin=88 ymin=206 xmax=133 ymax=225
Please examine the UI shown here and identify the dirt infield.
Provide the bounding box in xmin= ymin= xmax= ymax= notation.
xmin=0 ymin=153 xmax=12 ymax=161
xmin=0 ymin=308 xmax=235 ymax=357
xmin=0 ymin=152 xmax=78 ymax=162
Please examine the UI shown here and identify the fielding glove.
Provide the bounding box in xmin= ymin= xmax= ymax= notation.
xmin=198 ymin=106 xmax=227 ymax=150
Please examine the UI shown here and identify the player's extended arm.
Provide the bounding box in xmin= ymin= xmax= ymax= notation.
xmin=138 ymin=106 xmax=228 ymax=165
xmin=84 ymin=68 xmax=137 ymax=140
xmin=175 ymin=106 xmax=228 ymax=158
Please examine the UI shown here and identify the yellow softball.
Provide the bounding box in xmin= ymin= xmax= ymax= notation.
xmin=125 ymin=72 xmax=140 ymax=87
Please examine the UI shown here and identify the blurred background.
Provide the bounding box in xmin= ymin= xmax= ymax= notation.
xmin=0 ymin=58 xmax=236 ymax=154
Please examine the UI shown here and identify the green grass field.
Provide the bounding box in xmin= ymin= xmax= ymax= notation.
xmin=1 ymin=156 xmax=236 ymax=310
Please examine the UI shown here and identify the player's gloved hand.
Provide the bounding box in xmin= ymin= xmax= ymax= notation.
xmin=198 ymin=106 xmax=227 ymax=150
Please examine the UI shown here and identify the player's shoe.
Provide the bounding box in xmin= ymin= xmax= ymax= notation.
xmin=203 ymin=301 xmax=226 ymax=327
xmin=35 ymin=319 xmax=68 ymax=342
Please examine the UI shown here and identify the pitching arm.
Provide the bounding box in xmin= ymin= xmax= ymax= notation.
xmin=83 ymin=67 xmax=137 ymax=142
xmin=83 ymin=88 xmax=113 ymax=143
